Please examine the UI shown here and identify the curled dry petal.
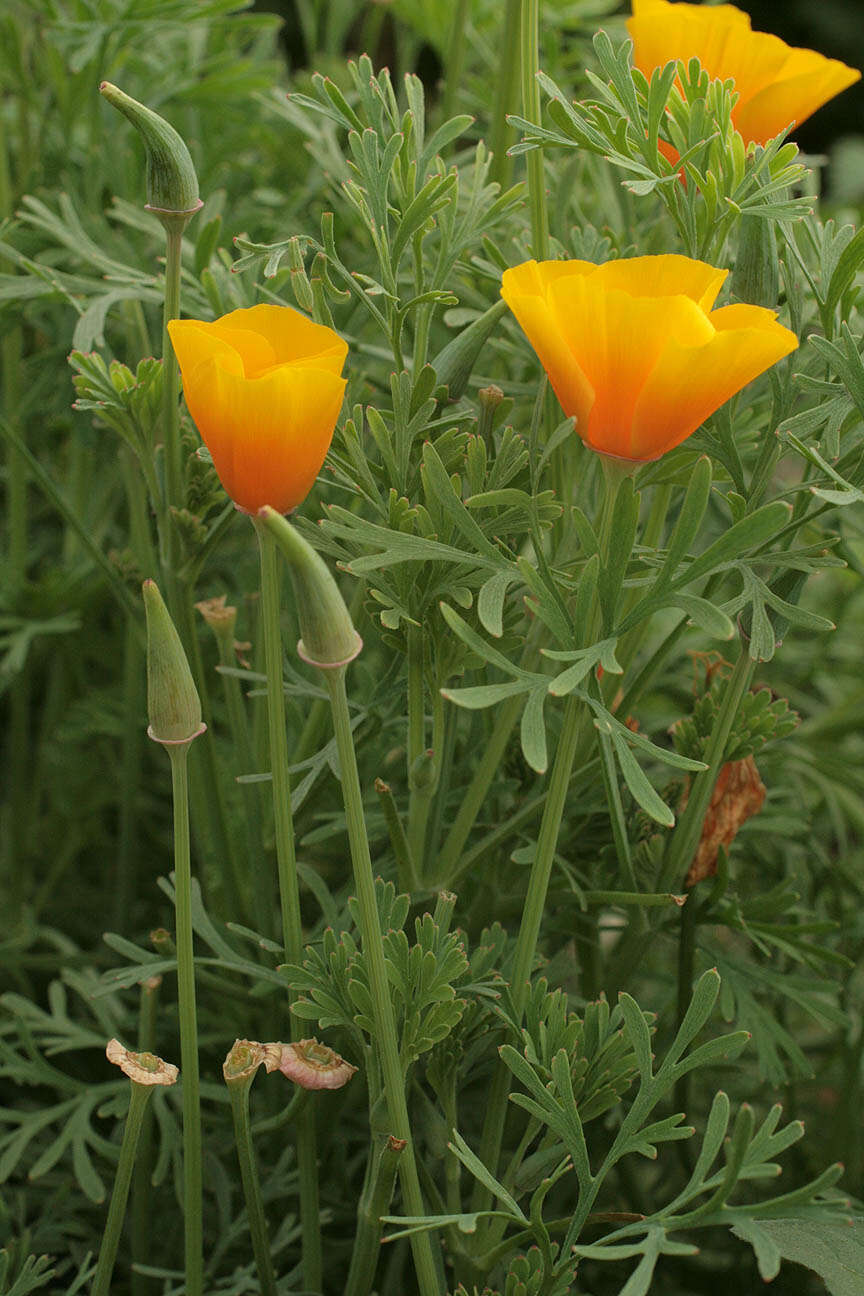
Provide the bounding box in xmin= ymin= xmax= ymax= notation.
xmin=683 ymin=755 xmax=767 ymax=886
xmin=222 ymin=1038 xmax=285 ymax=1083
xmin=628 ymin=0 xmax=860 ymax=147
xmin=501 ymin=255 xmax=798 ymax=461
xmin=168 ymin=304 xmax=348 ymax=516
xmin=279 ymin=1038 xmax=358 ymax=1091
xmin=106 ymin=1038 xmax=179 ymax=1086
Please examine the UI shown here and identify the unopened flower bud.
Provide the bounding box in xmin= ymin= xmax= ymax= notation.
xmin=731 ymin=211 xmax=780 ymax=308
xmin=409 ymin=748 xmax=437 ymax=793
xmin=99 ymin=81 xmax=201 ymax=220
xmin=258 ymin=508 xmax=362 ymax=669
xmin=106 ymin=1038 xmax=179 ymax=1087
xmin=143 ymin=579 xmax=205 ymax=745
xmin=432 ymin=299 xmax=508 ymax=400
xmin=195 ymin=594 xmax=237 ymax=646
xmin=279 ymin=1038 xmax=358 ymax=1091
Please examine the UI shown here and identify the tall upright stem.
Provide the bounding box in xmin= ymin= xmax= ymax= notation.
xmin=161 ymin=221 xmax=184 ymax=540
xmin=521 ymin=0 xmax=549 ymax=259
xmin=253 ymin=518 xmax=322 ymax=1291
xmin=90 ymin=1084 xmax=153 ymax=1296
xmin=169 ymin=745 xmax=203 ymax=1296
xmin=470 ymin=460 xmax=628 ymax=1214
xmin=227 ymin=1078 xmax=279 ymax=1296
xmin=132 ymin=977 xmax=161 ymax=1296
xmin=489 ymin=0 xmax=521 ymax=188
xmin=323 ymin=667 xmax=442 ymax=1296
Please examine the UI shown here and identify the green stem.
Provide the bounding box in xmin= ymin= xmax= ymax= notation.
xmin=322 ymin=666 xmax=443 ymax=1296
xmin=169 ymin=745 xmax=203 ymax=1296
xmin=345 ymin=1135 xmax=406 ymax=1296
xmin=521 ymin=0 xmax=549 ymax=259
xmin=406 ymin=626 xmax=430 ymax=874
xmin=471 ymin=460 xmax=626 ymax=1215
xmin=161 ymin=221 xmax=184 ymax=533
xmin=90 ymin=1083 xmax=153 ymax=1296
xmin=376 ymin=778 xmax=417 ymax=893
xmin=253 ymin=517 xmax=322 ymax=1291
xmin=436 ymin=692 xmax=523 ymax=880
xmin=657 ymin=648 xmax=755 ymax=894
xmin=215 ymin=634 xmax=266 ymax=931
xmin=489 ymin=0 xmax=521 ymax=188
xmin=673 ymin=890 xmax=698 ymax=1115
xmin=440 ymin=0 xmax=470 ymax=124
xmin=226 ymin=1078 xmax=278 ymax=1296
xmin=470 ymin=693 xmax=587 ymax=1214
xmin=132 ymin=978 xmax=161 ymax=1296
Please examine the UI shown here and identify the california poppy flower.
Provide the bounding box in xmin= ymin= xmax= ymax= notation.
xmin=500 ymin=255 xmax=797 ymax=461
xmin=628 ymin=0 xmax=860 ymax=147
xmin=168 ymin=304 xmax=348 ymax=515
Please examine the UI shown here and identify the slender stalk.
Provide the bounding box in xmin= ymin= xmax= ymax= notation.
xmin=521 ymin=0 xmax=549 ymax=259
xmin=116 ymin=618 xmax=145 ymax=928
xmin=376 ymin=779 xmax=417 ymax=893
xmin=226 ymin=1078 xmax=278 ymax=1296
xmin=471 ymin=461 xmax=627 ymax=1215
xmin=674 ymin=890 xmax=698 ymax=1114
xmin=131 ymin=979 xmax=161 ymax=1296
xmin=90 ymin=1084 xmax=153 ymax=1296
xmin=470 ymin=692 xmax=588 ymax=1214
xmin=489 ymin=0 xmax=521 ymax=188
xmin=253 ymin=517 xmax=322 ymax=1291
xmin=657 ymin=648 xmax=755 ymax=893
xmin=214 ymin=634 xmax=265 ymax=930
xmin=323 ymin=666 xmax=443 ymax=1296
xmin=436 ymin=692 xmax=523 ymax=880
xmin=161 ymin=222 xmax=184 ymax=534
xmin=345 ymin=1135 xmax=406 ymax=1296
xmin=440 ymin=0 xmax=470 ymax=123
xmin=169 ymin=745 xmax=203 ymax=1296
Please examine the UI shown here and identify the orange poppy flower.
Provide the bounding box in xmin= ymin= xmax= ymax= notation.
xmin=628 ymin=0 xmax=860 ymax=147
xmin=168 ymin=304 xmax=348 ymax=515
xmin=500 ymin=255 xmax=797 ymax=461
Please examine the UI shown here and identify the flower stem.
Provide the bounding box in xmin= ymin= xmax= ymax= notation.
xmin=132 ymin=977 xmax=161 ymax=1296
xmin=521 ymin=0 xmax=549 ymax=259
xmin=489 ymin=0 xmax=521 ymax=187
xmin=470 ymin=460 xmax=627 ymax=1215
xmin=345 ymin=1135 xmax=406 ymax=1296
xmin=322 ymin=666 xmax=442 ymax=1296
xmin=169 ymin=744 xmax=203 ymax=1296
xmin=253 ymin=517 xmax=322 ymax=1292
xmin=161 ymin=222 xmax=184 ymax=532
xmin=90 ymin=1083 xmax=154 ymax=1296
xmin=226 ymin=1078 xmax=278 ymax=1296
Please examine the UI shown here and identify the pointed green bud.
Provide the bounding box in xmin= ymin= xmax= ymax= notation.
xmin=258 ymin=507 xmax=362 ymax=669
xmin=99 ymin=81 xmax=201 ymax=218
xmin=432 ymin=299 xmax=508 ymax=400
xmin=143 ymin=580 xmax=205 ymax=744
xmin=731 ymin=212 xmax=779 ymax=307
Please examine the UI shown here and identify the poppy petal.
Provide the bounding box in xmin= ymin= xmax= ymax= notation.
xmin=631 ymin=303 xmax=797 ymax=459
xmin=183 ymin=359 xmax=347 ymax=514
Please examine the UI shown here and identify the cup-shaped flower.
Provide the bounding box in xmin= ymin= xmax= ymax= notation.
xmin=500 ymin=255 xmax=797 ymax=461
xmin=168 ymin=305 xmax=348 ymax=515
xmin=628 ymin=0 xmax=860 ymax=147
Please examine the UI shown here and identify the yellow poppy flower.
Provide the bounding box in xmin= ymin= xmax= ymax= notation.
xmin=168 ymin=304 xmax=348 ymax=515
xmin=628 ymin=0 xmax=860 ymax=146
xmin=500 ymin=255 xmax=797 ymax=461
